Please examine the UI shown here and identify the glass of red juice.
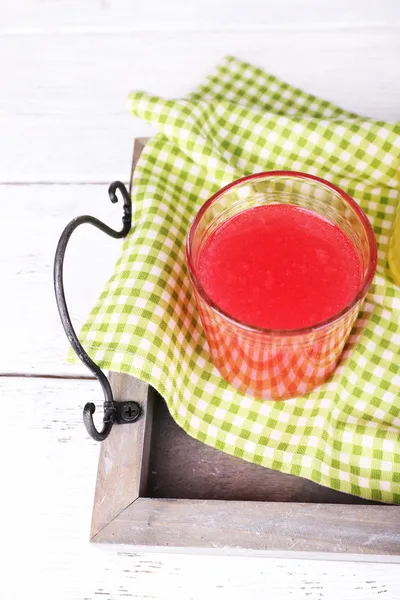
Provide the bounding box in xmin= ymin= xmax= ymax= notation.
xmin=186 ymin=172 xmax=377 ymax=400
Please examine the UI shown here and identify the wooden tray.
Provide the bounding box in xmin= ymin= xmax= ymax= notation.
xmin=90 ymin=139 xmax=400 ymax=557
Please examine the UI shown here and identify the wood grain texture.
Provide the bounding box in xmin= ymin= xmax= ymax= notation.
xmin=3 ymin=376 xmax=399 ymax=600
xmin=1 ymin=30 xmax=400 ymax=183
xmin=0 ymin=184 xmax=121 ymax=376
xmin=148 ymin=393 xmax=376 ymax=505
xmin=3 ymin=0 xmax=399 ymax=32
xmin=94 ymin=497 xmax=400 ymax=555
xmin=91 ymin=373 xmax=155 ymax=538
xmin=91 ymin=140 xmax=152 ymax=538
xmin=130 ymin=137 xmax=148 ymax=194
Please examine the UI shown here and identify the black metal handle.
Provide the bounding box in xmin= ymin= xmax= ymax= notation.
xmin=53 ymin=181 xmax=141 ymax=442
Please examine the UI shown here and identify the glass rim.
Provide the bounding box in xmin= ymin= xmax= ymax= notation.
xmin=186 ymin=170 xmax=377 ymax=337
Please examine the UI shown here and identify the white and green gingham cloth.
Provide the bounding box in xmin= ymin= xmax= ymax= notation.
xmin=77 ymin=57 xmax=400 ymax=503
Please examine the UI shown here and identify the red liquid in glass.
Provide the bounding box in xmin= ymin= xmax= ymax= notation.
xmin=197 ymin=204 xmax=361 ymax=330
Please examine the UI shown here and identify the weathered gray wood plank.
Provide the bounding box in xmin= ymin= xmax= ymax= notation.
xmin=93 ymin=498 xmax=400 ymax=555
xmin=90 ymin=373 xmax=155 ymax=539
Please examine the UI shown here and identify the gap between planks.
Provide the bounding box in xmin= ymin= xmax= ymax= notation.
xmin=2 ymin=23 xmax=400 ymax=36
xmin=0 ymin=373 xmax=95 ymax=380
xmin=0 ymin=181 xmax=126 ymax=186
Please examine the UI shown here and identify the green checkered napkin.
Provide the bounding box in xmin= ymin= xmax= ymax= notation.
xmin=78 ymin=57 xmax=400 ymax=503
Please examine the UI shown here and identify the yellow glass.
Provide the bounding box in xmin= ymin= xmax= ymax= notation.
xmin=389 ymin=204 xmax=400 ymax=286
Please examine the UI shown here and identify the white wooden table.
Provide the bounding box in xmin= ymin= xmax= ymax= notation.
xmin=1 ymin=1 xmax=400 ymax=597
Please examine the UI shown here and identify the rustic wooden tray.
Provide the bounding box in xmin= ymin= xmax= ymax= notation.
xmin=90 ymin=139 xmax=399 ymax=557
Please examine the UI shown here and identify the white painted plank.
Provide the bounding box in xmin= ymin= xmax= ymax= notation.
xmin=1 ymin=31 xmax=400 ymax=183
xmin=0 ymin=185 xmax=122 ymax=376
xmin=2 ymin=0 xmax=399 ymax=33
xmin=1 ymin=375 xmax=400 ymax=599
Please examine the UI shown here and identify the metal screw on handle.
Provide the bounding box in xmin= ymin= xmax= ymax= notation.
xmin=53 ymin=181 xmax=141 ymax=442
xmin=117 ymin=401 xmax=142 ymax=423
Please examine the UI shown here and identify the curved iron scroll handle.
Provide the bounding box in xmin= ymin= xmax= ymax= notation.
xmin=54 ymin=181 xmax=135 ymax=442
